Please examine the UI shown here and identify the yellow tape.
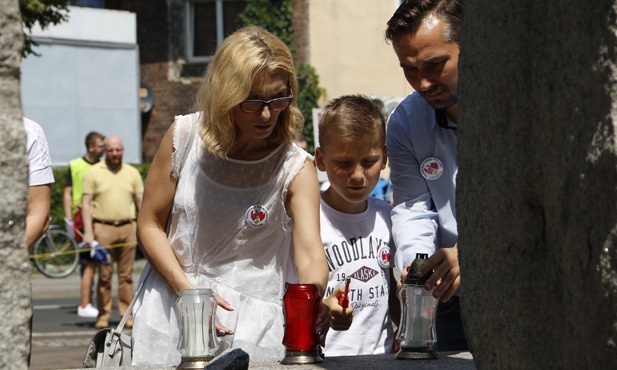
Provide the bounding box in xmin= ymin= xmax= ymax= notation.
xmin=29 ymin=241 xmax=138 ymax=260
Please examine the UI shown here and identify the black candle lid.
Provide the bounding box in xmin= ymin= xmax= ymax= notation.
xmin=405 ymin=253 xmax=432 ymax=285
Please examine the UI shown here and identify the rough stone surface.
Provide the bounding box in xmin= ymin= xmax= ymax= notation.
xmin=458 ymin=1 xmax=617 ymax=369
xmin=0 ymin=0 xmax=31 ymax=369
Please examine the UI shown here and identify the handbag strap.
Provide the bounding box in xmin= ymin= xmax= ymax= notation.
xmin=115 ymin=265 xmax=150 ymax=332
xmin=113 ymin=117 xmax=197 ymax=334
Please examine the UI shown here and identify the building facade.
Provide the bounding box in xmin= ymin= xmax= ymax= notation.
xmin=21 ymin=6 xmax=142 ymax=165
xmin=47 ymin=0 xmax=410 ymax=162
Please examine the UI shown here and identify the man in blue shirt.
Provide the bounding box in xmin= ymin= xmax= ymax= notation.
xmin=385 ymin=0 xmax=467 ymax=351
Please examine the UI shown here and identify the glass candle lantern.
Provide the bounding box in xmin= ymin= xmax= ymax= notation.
xmin=396 ymin=254 xmax=439 ymax=359
xmin=176 ymin=288 xmax=219 ymax=369
xmin=281 ymin=283 xmax=323 ymax=365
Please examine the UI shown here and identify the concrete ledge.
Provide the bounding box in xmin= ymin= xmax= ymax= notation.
xmin=249 ymin=352 xmax=476 ymax=370
xmin=80 ymin=352 xmax=475 ymax=370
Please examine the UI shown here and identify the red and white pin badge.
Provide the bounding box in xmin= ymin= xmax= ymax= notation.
xmin=245 ymin=205 xmax=269 ymax=228
xmin=377 ymin=245 xmax=391 ymax=269
xmin=420 ymin=157 xmax=443 ymax=180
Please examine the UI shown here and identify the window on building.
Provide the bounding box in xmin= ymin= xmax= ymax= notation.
xmin=74 ymin=0 xmax=105 ymax=7
xmin=186 ymin=0 xmax=248 ymax=63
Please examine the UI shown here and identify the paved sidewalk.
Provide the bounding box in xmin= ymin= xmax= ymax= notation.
xmin=30 ymin=260 xmax=146 ymax=370
xmin=31 ymin=259 xmax=148 ymax=298
xmin=30 ymin=332 xmax=114 ymax=370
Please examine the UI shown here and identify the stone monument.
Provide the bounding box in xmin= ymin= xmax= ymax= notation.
xmin=0 ymin=0 xmax=32 ymax=368
xmin=458 ymin=1 xmax=617 ymax=368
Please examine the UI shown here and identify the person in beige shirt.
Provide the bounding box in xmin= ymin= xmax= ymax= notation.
xmin=82 ymin=135 xmax=143 ymax=329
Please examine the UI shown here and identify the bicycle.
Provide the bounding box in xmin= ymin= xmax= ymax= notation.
xmin=31 ymin=225 xmax=80 ymax=278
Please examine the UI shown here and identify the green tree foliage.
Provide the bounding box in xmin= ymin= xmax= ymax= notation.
xmin=20 ymin=0 xmax=72 ymax=57
xmin=49 ymin=167 xmax=68 ymax=225
xmin=238 ymin=0 xmax=324 ymax=152
xmin=296 ymin=63 xmax=324 ymax=152
xmin=238 ymin=0 xmax=295 ymax=54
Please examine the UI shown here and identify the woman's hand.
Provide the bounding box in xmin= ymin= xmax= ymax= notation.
xmin=393 ymin=328 xmax=400 ymax=353
xmin=214 ymin=323 xmax=233 ymax=337
xmin=315 ymin=302 xmax=331 ymax=346
xmin=213 ymin=292 xmax=235 ymax=337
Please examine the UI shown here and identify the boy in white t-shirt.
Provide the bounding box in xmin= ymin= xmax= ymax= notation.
xmin=315 ymin=95 xmax=400 ymax=356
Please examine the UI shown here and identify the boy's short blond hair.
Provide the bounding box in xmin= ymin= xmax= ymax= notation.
xmin=318 ymin=95 xmax=386 ymax=151
xmin=195 ymin=25 xmax=304 ymax=157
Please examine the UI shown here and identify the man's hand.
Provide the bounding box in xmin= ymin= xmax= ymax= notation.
xmin=64 ymin=218 xmax=75 ymax=239
xmin=323 ymin=285 xmax=354 ymax=331
xmin=83 ymin=231 xmax=94 ymax=246
xmin=399 ymin=246 xmax=460 ymax=303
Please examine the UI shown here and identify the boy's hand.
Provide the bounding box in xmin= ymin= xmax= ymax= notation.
xmin=323 ymin=285 xmax=354 ymax=331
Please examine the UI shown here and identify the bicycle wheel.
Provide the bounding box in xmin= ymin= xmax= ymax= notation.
xmin=33 ymin=228 xmax=80 ymax=278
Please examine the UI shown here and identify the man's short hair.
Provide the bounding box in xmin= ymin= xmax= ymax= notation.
xmin=85 ymin=132 xmax=105 ymax=148
xmin=385 ymin=0 xmax=462 ymax=44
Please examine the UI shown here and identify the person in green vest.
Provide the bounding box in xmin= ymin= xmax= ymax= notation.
xmin=63 ymin=131 xmax=106 ymax=318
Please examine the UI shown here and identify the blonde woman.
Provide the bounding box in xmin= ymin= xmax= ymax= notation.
xmin=132 ymin=26 xmax=329 ymax=365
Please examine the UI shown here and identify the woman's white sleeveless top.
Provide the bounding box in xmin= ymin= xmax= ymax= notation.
xmin=132 ymin=113 xmax=311 ymax=365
